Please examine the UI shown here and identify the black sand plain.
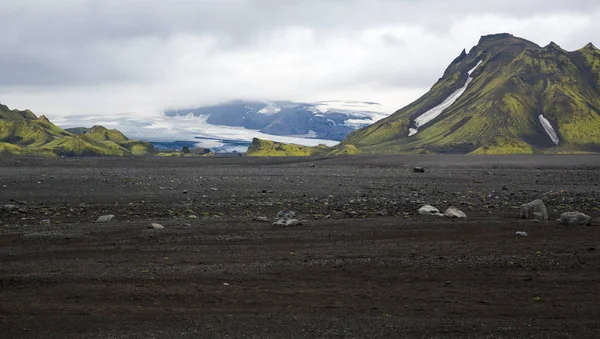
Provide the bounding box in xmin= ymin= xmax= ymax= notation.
xmin=1 ymin=155 xmax=600 ymax=338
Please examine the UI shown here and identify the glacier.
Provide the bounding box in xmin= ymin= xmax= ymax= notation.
xmin=409 ymin=60 xmax=482 ymax=136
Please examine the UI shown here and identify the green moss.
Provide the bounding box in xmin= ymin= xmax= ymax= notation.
xmin=329 ymin=144 xmax=360 ymax=155
xmin=470 ymin=137 xmax=535 ymax=154
xmin=84 ymin=125 xmax=129 ymax=142
xmin=247 ymin=138 xmax=330 ymax=156
xmin=338 ymin=35 xmax=600 ymax=154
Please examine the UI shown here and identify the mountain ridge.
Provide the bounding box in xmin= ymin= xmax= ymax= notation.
xmin=337 ymin=33 xmax=600 ymax=154
xmin=0 ymin=104 xmax=156 ymax=156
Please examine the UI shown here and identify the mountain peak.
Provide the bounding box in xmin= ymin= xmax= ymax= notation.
xmin=478 ymin=33 xmax=513 ymax=45
xmin=340 ymin=33 xmax=600 ymax=154
xmin=544 ymin=41 xmax=563 ymax=50
xmin=583 ymin=42 xmax=598 ymax=50
xmin=89 ymin=125 xmax=109 ymax=132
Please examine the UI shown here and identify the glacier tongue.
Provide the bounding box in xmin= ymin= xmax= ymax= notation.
xmin=539 ymin=114 xmax=560 ymax=145
xmin=410 ymin=60 xmax=482 ymax=136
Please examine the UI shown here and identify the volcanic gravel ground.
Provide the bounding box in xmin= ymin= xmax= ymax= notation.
xmin=1 ymin=155 xmax=600 ymax=338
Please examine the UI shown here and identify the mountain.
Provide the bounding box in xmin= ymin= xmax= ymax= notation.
xmin=0 ymin=103 xmax=156 ymax=156
xmin=165 ymin=100 xmax=389 ymax=141
xmin=338 ymin=33 xmax=600 ymax=154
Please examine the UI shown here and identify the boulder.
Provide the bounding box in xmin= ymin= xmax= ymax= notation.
xmin=148 ymin=223 xmax=165 ymax=230
xmin=515 ymin=231 xmax=528 ymax=236
xmin=418 ymin=205 xmax=444 ymax=217
xmin=444 ymin=207 xmax=467 ymax=219
xmin=276 ymin=210 xmax=296 ymax=219
xmin=95 ymin=214 xmax=115 ymax=223
xmin=560 ymin=212 xmax=591 ymax=227
xmin=273 ymin=210 xmax=301 ymax=226
xmin=519 ymin=199 xmax=548 ymax=221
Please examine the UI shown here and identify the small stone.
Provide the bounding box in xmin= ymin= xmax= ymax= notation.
xmin=515 ymin=231 xmax=528 ymax=236
xmin=95 ymin=215 xmax=115 ymax=223
xmin=253 ymin=216 xmax=270 ymax=223
xmin=182 ymin=190 xmax=188 ymax=194
xmin=413 ymin=167 xmax=425 ymax=173
xmin=149 ymin=223 xmax=164 ymax=230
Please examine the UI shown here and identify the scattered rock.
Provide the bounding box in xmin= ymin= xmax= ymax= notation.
xmin=274 ymin=210 xmax=301 ymax=226
xmin=519 ymin=199 xmax=548 ymax=221
xmin=515 ymin=231 xmax=528 ymax=236
xmin=273 ymin=218 xmax=302 ymax=226
xmin=276 ymin=210 xmax=296 ymax=220
xmin=148 ymin=223 xmax=164 ymax=230
xmin=560 ymin=212 xmax=591 ymax=227
xmin=413 ymin=167 xmax=425 ymax=173
xmin=418 ymin=205 xmax=444 ymax=217
xmin=444 ymin=207 xmax=467 ymax=219
xmin=253 ymin=216 xmax=270 ymax=223
xmin=95 ymin=215 xmax=115 ymax=223
xmin=309 ymin=164 xmax=316 ymax=168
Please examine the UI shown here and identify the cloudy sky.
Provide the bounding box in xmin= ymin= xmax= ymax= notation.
xmin=2 ymin=0 xmax=599 ymax=118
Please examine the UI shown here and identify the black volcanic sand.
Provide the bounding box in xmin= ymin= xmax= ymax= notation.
xmin=1 ymin=155 xmax=600 ymax=338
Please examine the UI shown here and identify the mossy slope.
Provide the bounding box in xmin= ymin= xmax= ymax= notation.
xmin=339 ymin=34 xmax=600 ymax=154
xmin=246 ymin=138 xmax=330 ymax=156
xmin=0 ymin=104 xmax=156 ymax=156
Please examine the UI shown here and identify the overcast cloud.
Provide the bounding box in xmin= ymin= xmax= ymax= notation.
xmin=1 ymin=0 xmax=599 ymax=118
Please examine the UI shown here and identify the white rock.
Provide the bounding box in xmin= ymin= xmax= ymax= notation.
xmin=519 ymin=199 xmax=548 ymax=221
xmin=95 ymin=215 xmax=115 ymax=223
xmin=515 ymin=231 xmax=528 ymax=236
xmin=149 ymin=223 xmax=164 ymax=230
xmin=273 ymin=218 xmax=302 ymax=226
xmin=444 ymin=207 xmax=467 ymax=219
xmin=560 ymin=212 xmax=591 ymax=227
xmin=418 ymin=205 xmax=444 ymax=217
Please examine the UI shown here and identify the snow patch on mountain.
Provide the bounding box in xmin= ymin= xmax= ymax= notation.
xmin=539 ymin=114 xmax=560 ymax=145
xmin=258 ymin=103 xmax=282 ymax=114
xmin=409 ymin=60 xmax=482 ymax=136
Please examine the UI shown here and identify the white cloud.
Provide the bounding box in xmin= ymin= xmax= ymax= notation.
xmin=1 ymin=0 xmax=599 ymax=119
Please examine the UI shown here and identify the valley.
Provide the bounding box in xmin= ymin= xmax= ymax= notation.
xmin=1 ymin=155 xmax=599 ymax=338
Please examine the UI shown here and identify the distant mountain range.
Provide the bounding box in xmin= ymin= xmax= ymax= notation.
xmin=165 ymin=100 xmax=389 ymax=141
xmin=0 ymin=103 xmax=156 ymax=156
xmin=250 ymin=33 xmax=600 ymax=155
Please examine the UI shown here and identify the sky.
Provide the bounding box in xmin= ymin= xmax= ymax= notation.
xmin=1 ymin=0 xmax=600 ymax=119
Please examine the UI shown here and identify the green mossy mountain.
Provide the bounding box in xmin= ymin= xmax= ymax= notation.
xmin=338 ymin=33 xmax=600 ymax=154
xmin=246 ymin=138 xmax=330 ymax=156
xmin=0 ymin=104 xmax=156 ymax=156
